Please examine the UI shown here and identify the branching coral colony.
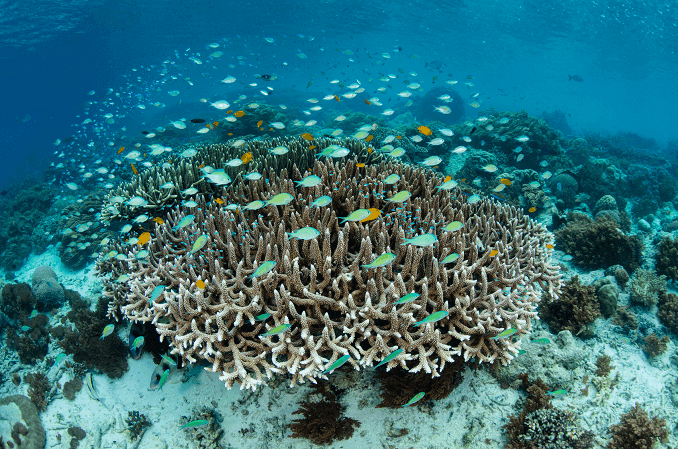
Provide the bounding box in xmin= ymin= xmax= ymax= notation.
xmin=98 ymin=138 xmax=561 ymax=390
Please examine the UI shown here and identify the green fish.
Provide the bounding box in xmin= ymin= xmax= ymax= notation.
xmin=383 ymin=174 xmax=401 ymax=185
xmin=157 ymin=368 xmax=170 ymax=390
xmin=115 ymin=274 xmax=130 ymax=283
xmin=187 ymin=234 xmax=209 ymax=256
xmin=250 ymin=260 xmax=277 ymax=279
xmin=173 ymin=214 xmax=195 ymax=231
xmin=412 ymin=310 xmax=448 ymax=327
xmin=531 ymin=338 xmax=550 ymax=345
xmin=435 ymin=180 xmax=458 ymax=191
xmin=440 ymin=253 xmax=460 ymax=265
xmin=361 ymin=252 xmax=396 ymax=269
xmin=20 ymin=325 xmax=31 ymax=332
xmin=294 ymin=175 xmax=322 ymax=187
xmin=394 ymin=293 xmax=419 ymax=305
xmin=266 ymin=192 xmax=294 ymax=206
xmin=29 ymin=310 xmax=38 ymax=319
xmin=150 ymin=285 xmax=165 ymax=302
xmin=131 ymin=336 xmax=145 ymax=350
xmin=490 ymin=328 xmax=517 ymax=340
xmin=244 ymin=200 xmax=266 ymax=211
xmin=546 ymin=389 xmax=567 ymax=396
xmin=103 ymin=250 xmax=118 ymax=260
xmin=310 ymin=195 xmax=332 ymax=207
xmin=322 ymin=354 xmax=350 ymax=374
xmin=53 ymin=353 xmax=67 ymax=367
xmin=100 ymin=324 xmax=115 ymax=340
xmin=443 ymin=221 xmax=464 ymax=232
xmin=259 ymin=323 xmax=291 ymax=338
xmin=402 ymin=392 xmax=425 ymax=407
xmin=339 ymin=208 xmax=371 ymax=224
xmin=386 ymin=190 xmax=411 ymax=203
xmin=181 ymin=419 xmax=209 ymax=429
xmin=402 ymin=234 xmax=438 ymax=247
xmin=287 ymin=226 xmax=320 ymax=240
xmin=373 ymin=348 xmax=404 ymax=369
xmin=517 ymin=349 xmax=526 ymax=355
xmin=250 ymin=313 xmax=271 ymax=324
xmin=161 ymin=354 xmax=177 ymax=366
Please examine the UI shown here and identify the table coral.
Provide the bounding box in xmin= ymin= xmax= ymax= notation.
xmin=98 ymin=143 xmax=561 ymax=390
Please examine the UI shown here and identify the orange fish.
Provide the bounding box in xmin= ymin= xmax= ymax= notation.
xmin=301 ymin=132 xmax=314 ymax=141
xmin=228 ymin=132 xmax=233 ymax=136
xmin=368 ymin=148 xmax=373 ymax=154
xmin=396 ymin=135 xmax=402 ymax=139
xmin=334 ymin=95 xmax=340 ymax=102
xmin=226 ymin=110 xmax=232 ymax=114
xmin=309 ymin=145 xmax=316 ymax=150
xmin=268 ymin=128 xmax=273 ymax=131
xmin=417 ymin=125 xmax=432 ymax=136
xmin=488 ymin=249 xmax=498 ymax=257
xmin=131 ymin=163 xmax=138 ymax=175
xmin=206 ymin=123 xmax=212 ymax=129
xmin=500 ymin=178 xmax=512 ymax=186
xmin=528 ymin=207 xmax=536 ymax=213
xmin=365 ymin=135 xmax=374 ymax=142
xmin=444 ymin=175 xmax=452 ymax=183
xmin=196 ymin=280 xmax=205 ymax=289
xmin=360 ymin=208 xmax=382 ymax=223
xmin=364 ymin=99 xmax=372 ymax=105
xmin=234 ymin=110 xmax=245 ymax=117
xmin=215 ymin=198 xmax=224 ymax=204
xmin=546 ymin=244 xmax=554 ymax=250
xmin=241 ymin=152 xmax=253 ymax=164
xmin=212 ymin=121 xmax=219 ymax=128
xmin=138 ymin=232 xmax=151 ymax=245
xmin=152 ymin=217 xmax=164 ymax=224
xmin=117 ymin=146 xmax=125 ymax=154
xmin=356 ymin=163 xmax=366 ymax=168
xmin=461 ymin=178 xmax=467 ymax=182
xmin=257 ymin=120 xmax=263 ymax=128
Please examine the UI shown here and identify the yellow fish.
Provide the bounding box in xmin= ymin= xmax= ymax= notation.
xmin=138 ymin=232 xmax=151 ymax=245
xmin=196 ymin=280 xmax=205 ymax=289
xmin=417 ymin=125 xmax=432 ymax=136
xmin=360 ymin=208 xmax=381 ymax=223
xmin=241 ymin=152 xmax=253 ymax=164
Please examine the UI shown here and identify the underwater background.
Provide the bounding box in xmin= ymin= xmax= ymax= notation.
xmin=1 ymin=0 xmax=678 ymax=447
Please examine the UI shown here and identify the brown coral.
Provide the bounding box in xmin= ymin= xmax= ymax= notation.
xmin=657 ymin=291 xmax=678 ymax=335
xmin=628 ymin=269 xmax=666 ymax=307
xmin=98 ymin=142 xmax=561 ymax=390
xmin=540 ymin=276 xmax=600 ymax=336
xmin=641 ymin=333 xmax=670 ymax=358
xmin=607 ymin=404 xmax=667 ymax=449
xmin=655 ymin=236 xmax=678 ymax=282
xmin=554 ymin=212 xmax=643 ymax=272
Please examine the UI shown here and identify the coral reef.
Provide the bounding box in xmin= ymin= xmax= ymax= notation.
xmin=593 ymin=276 xmax=619 ymax=318
xmin=0 ymin=395 xmax=45 ymax=449
xmin=24 ymin=372 xmax=50 ymax=412
xmin=6 ymin=312 xmax=50 ymax=364
xmin=289 ymin=381 xmax=360 ymax=445
xmin=30 ymin=265 xmax=65 ymax=310
xmin=655 ymin=236 xmax=678 ymax=282
xmin=611 ymin=306 xmax=638 ymax=331
xmin=657 ymin=291 xmax=678 ymax=335
xmin=628 ymin=269 xmax=667 ymax=307
xmin=99 ymin=151 xmax=561 ymax=390
xmin=62 ymin=377 xmax=83 ymax=401
xmin=125 ymin=411 xmax=151 ymax=441
xmin=607 ymin=404 xmax=668 ymax=449
xmin=540 ymin=276 xmax=600 ymax=336
xmin=67 ymin=426 xmax=86 ymax=449
xmin=641 ymin=333 xmax=670 ymax=358
xmin=605 ymin=265 xmax=629 ymax=289
xmin=56 ymin=296 xmax=129 ymax=378
xmin=595 ymin=355 xmax=614 ymax=377
xmin=554 ymin=212 xmax=643 ymax=272
xmin=179 ymin=408 xmax=223 ymax=449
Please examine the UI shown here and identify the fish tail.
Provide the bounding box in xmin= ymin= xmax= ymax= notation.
xmin=568 ymin=75 xmax=572 ymax=81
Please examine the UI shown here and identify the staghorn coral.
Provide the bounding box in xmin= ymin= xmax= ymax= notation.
xmin=98 ymin=151 xmax=561 ymax=391
xmin=628 ymin=269 xmax=667 ymax=307
xmin=607 ymin=404 xmax=667 ymax=449
xmin=655 ymin=236 xmax=678 ymax=282
xmin=554 ymin=212 xmax=643 ymax=272
xmin=101 ymin=136 xmax=382 ymax=221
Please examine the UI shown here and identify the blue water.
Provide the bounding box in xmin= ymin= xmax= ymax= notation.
xmin=1 ymin=0 xmax=677 ymax=190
